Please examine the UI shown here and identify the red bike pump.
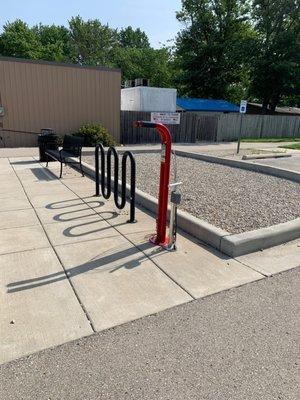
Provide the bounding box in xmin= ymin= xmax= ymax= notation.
xmin=135 ymin=121 xmax=172 ymax=247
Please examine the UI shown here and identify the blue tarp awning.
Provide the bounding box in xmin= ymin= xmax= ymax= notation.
xmin=177 ymin=98 xmax=239 ymax=112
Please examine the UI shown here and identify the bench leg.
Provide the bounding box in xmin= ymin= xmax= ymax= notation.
xmin=79 ymin=161 xmax=84 ymax=177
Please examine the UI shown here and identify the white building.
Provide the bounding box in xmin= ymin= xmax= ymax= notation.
xmin=121 ymin=86 xmax=177 ymax=112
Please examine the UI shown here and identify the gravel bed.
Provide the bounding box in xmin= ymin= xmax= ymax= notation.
xmin=84 ymin=153 xmax=300 ymax=234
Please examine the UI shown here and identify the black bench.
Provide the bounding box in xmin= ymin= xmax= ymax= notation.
xmin=45 ymin=135 xmax=84 ymax=178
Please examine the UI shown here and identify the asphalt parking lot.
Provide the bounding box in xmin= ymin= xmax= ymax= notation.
xmin=1 ymin=267 xmax=299 ymax=400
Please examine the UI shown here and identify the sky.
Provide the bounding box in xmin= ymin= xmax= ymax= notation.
xmin=1 ymin=0 xmax=183 ymax=48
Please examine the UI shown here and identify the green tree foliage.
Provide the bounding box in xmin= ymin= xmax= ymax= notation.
xmin=0 ymin=3 xmax=298 ymax=110
xmin=114 ymin=46 xmax=172 ymax=87
xmin=249 ymin=0 xmax=300 ymax=111
xmin=33 ymin=24 xmax=72 ymax=62
xmin=175 ymin=0 xmax=299 ymax=108
xmin=0 ymin=16 xmax=171 ymax=88
xmin=0 ymin=20 xmax=41 ymax=59
xmin=175 ymin=0 xmax=254 ymax=101
xmin=68 ymin=16 xmax=118 ymax=66
xmin=119 ymin=26 xmax=150 ymax=48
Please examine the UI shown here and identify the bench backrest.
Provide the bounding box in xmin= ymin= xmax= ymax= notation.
xmin=63 ymin=135 xmax=84 ymax=156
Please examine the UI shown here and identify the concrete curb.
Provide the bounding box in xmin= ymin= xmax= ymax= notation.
xmin=83 ymin=148 xmax=300 ymax=182
xmin=175 ymin=150 xmax=300 ymax=183
xmin=242 ymin=153 xmax=292 ymax=160
xmin=220 ymin=218 xmax=300 ymax=257
xmin=72 ymin=160 xmax=300 ymax=257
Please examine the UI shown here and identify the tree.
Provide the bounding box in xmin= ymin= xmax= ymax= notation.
xmin=0 ymin=20 xmax=41 ymax=59
xmin=33 ymin=24 xmax=72 ymax=62
xmin=119 ymin=26 xmax=150 ymax=48
xmin=113 ymin=46 xmax=172 ymax=87
xmin=174 ymin=0 xmax=254 ymax=101
xmin=249 ymin=0 xmax=300 ymax=112
xmin=68 ymin=16 xmax=118 ymax=66
xmin=0 ymin=17 xmax=174 ymax=89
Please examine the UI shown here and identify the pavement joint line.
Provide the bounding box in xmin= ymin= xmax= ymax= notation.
xmin=0 ymin=207 xmax=32 ymax=213
xmin=0 ymin=245 xmax=51 ymax=258
xmin=51 ymin=233 xmax=122 ymax=248
xmin=47 ymin=162 xmax=197 ymax=300
xmin=56 ymin=173 xmax=197 ymax=301
xmin=33 ymin=200 xmax=86 ymax=210
xmin=67 ymin=161 xmax=284 ymax=298
xmin=68 ymin=164 xmax=269 ymax=291
xmin=71 ymin=161 xmax=300 ymax=284
xmin=16 ymin=159 xmax=296 ymax=306
xmin=0 ymin=222 xmax=39 ymax=232
xmin=232 ymin=258 xmax=269 ymax=278
xmin=10 ymin=160 xmax=97 ymax=334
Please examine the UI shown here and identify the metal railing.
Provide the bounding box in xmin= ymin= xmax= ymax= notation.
xmin=95 ymin=144 xmax=136 ymax=223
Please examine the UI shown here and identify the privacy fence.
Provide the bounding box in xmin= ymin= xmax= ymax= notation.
xmin=1 ymin=111 xmax=299 ymax=148
xmin=121 ymin=111 xmax=300 ymax=144
xmin=216 ymin=114 xmax=300 ymax=141
xmin=121 ymin=111 xmax=195 ymax=143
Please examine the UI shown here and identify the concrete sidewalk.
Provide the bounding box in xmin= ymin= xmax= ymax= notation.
xmin=0 ymin=157 xmax=299 ymax=365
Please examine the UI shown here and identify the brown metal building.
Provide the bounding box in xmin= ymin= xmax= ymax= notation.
xmin=0 ymin=57 xmax=121 ymax=147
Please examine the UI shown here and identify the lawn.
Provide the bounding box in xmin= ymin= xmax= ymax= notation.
xmin=279 ymin=143 xmax=300 ymax=150
xmin=241 ymin=137 xmax=300 ymax=143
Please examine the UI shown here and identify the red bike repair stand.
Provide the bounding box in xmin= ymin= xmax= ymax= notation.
xmin=135 ymin=121 xmax=172 ymax=248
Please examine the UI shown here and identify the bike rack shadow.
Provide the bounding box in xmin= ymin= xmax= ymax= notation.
xmin=45 ymin=198 xmax=104 ymax=210
xmin=7 ymin=245 xmax=153 ymax=293
xmin=44 ymin=198 xmax=127 ymax=237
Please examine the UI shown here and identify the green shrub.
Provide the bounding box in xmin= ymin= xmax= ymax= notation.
xmin=74 ymin=123 xmax=116 ymax=147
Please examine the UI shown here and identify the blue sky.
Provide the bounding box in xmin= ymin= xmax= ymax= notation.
xmin=1 ymin=0 xmax=183 ymax=48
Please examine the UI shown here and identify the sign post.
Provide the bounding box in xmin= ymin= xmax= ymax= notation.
xmin=237 ymin=100 xmax=247 ymax=154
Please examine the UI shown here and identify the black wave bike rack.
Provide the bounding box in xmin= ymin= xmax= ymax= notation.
xmin=95 ymin=144 xmax=136 ymax=223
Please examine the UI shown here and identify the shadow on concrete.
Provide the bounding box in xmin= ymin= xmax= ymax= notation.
xmin=45 ymin=198 xmax=120 ymax=225
xmin=10 ymin=160 xmax=38 ymax=166
xmin=6 ymin=243 xmax=156 ymax=293
xmin=52 ymin=207 xmax=99 ymax=222
xmin=31 ymin=168 xmax=58 ymax=182
xmin=45 ymin=198 xmax=104 ymax=210
xmin=62 ymin=217 xmax=118 ymax=238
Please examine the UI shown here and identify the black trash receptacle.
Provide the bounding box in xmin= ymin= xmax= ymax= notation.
xmin=38 ymin=129 xmax=59 ymax=162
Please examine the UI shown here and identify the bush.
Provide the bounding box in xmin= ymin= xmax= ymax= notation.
xmin=74 ymin=123 xmax=116 ymax=147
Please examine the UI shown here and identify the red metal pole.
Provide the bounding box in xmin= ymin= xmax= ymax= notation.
xmin=135 ymin=121 xmax=172 ymax=246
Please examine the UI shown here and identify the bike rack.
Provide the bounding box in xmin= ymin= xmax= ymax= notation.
xmin=95 ymin=144 xmax=136 ymax=223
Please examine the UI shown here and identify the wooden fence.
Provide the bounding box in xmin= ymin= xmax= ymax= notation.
xmin=121 ymin=111 xmax=218 ymax=144
xmin=1 ymin=111 xmax=298 ymax=147
xmin=217 ymin=114 xmax=300 ymax=141
xmin=121 ymin=111 xmax=299 ymax=144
